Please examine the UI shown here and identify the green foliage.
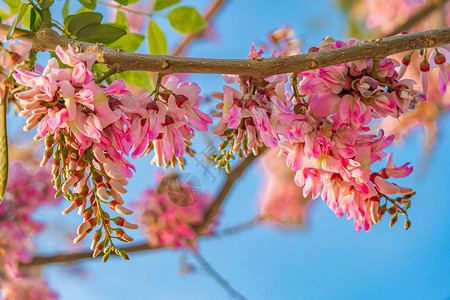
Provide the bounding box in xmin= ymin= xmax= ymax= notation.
xmin=113 ymin=71 xmax=154 ymax=91
xmin=3 ymin=0 xmax=20 ymax=8
xmin=62 ymin=0 xmax=70 ymax=19
xmin=115 ymin=11 xmax=128 ymax=29
xmin=39 ymin=0 xmax=55 ymax=10
xmin=78 ymin=0 xmax=96 ymax=10
xmin=6 ymin=3 xmax=27 ymax=40
xmin=77 ymin=24 xmax=126 ymax=43
xmin=147 ymin=21 xmax=167 ymax=55
xmin=154 ymin=0 xmax=181 ymax=11
xmin=168 ymin=6 xmax=206 ymax=33
xmin=107 ymin=33 xmax=144 ymax=52
xmin=66 ymin=12 xmax=102 ymax=34
xmin=29 ymin=7 xmax=41 ymax=31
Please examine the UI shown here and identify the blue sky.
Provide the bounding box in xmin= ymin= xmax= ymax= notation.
xmin=4 ymin=0 xmax=450 ymax=299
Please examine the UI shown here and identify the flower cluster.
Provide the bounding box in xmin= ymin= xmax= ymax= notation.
xmin=351 ymin=0 xmax=450 ymax=154
xmin=13 ymin=45 xmax=212 ymax=259
xmin=213 ymin=39 xmax=420 ymax=231
xmin=135 ymin=173 xmax=215 ymax=248
xmin=0 ymin=161 xmax=60 ymax=299
xmin=211 ymin=45 xmax=300 ymax=171
xmin=0 ymin=278 xmax=58 ymax=300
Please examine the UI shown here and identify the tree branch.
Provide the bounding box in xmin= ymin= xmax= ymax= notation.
xmin=194 ymin=147 xmax=267 ymax=234
xmin=384 ymin=0 xmax=449 ymax=37
xmin=0 ymin=25 xmax=449 ymax=76
xmin=171 ymin=0 xmax=228 ymax=56
xmin=189 ymin=242 xmax=246 ymax=300
xmin=24 ymin=218 xmax=259 ymax=267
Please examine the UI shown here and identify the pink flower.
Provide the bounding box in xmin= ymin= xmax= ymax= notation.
xmin=135 ymin=173 xmax=216 ymax=248
xmin=429 ymin=47 xmax=450 ymax=94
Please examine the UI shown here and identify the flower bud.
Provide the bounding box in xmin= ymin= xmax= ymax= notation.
xmin=404 ymin=219 xmax=411 ymax=230
xmin=434 ymin=50 xmax=446 ymax=65
xmin=389 ymin=214 xmax=398 ymax=227
xmin=93 ymin=241 xmax=105 ymax=258
xmin=90 ymin=229 xmax=102 ymax=250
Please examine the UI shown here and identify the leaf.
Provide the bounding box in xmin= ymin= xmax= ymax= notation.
xmin=62 ymin=0 xmax=70 ymax=19
xmin=79 ymin=0 xmax=96 ymax=10
xmin=67 ymin=12 xmax=102 ymax=35
xmin=107 ymin=33 xmax=144 ymax=52
xmin=0 ymin=90 xmax=9 ymax=201
xmin=39 ymin=0 xmax=55 ymax=10
xmin=29 ymin=7 xmax=41 ymax=31
xmin=113 ymin=71 xmax=154 ymax=90
xmin=147 ymin=21 xmax=167 ymax=55
xmin=3 ymin=0 xmax=20 ymax=8
xmin=168 ymin=7 xmax=206 ymax=34
xmin=77 ymin=24 xmax=126 ymax=43
xmin=154 ymin=0 xmax=181 ymax=11
xmin=6 ymin=3 xmax=28 ymax=40
xmin=115 ymin=11 xmax=128 ymax=29
xmin=113 ymin=0 xmax=128 ymax=5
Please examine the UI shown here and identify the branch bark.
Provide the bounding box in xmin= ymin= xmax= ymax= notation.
xmin=0 ymin=25 xmax=449 ymax=77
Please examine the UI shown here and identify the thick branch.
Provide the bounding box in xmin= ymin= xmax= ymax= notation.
xmin=0 ymin=25 xmax=449 ymax=76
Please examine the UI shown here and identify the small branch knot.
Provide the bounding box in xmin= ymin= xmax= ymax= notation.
xmin=425 ymin=37 xmax=436 ymax=47
xmin=307 ymin=59 xmax=318 ymax=69
xmin=161 ymin=60 xmax=170 ymax=70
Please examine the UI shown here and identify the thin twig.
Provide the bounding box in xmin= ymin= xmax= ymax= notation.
xmin=194 ymin=147 xmax=267 ymax=234
xmin=171 ymin=0 xmax=228 ymax=56
xmin=0 ymin=25 xmax=448 ymax=76
xmin=384 ymin=0 xmax=449 ymax=37
xmin=189 ymin=242 xmax=247 ymax=300
xmin=23 ymin=218 xmax=259 ymax=267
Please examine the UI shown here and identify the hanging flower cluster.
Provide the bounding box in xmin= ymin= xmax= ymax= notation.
xmin=135 ymin=173 xmax=216 ymax=248
xmin=0 ymin=161 xmax=60 ymax=299
xmin=13 ymin=45 xmax=212 ymax=260
xmin=0 ymin=278 xmax=58 ymax=300
xmin=353 ymin=0 xmax=450 ymax=155
xmin=212 ymin=39 xmax=421 ymax=231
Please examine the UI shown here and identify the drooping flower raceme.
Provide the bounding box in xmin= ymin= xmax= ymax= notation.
xmin=213 ymin=39 xmax=420 ymax=231
xmin=135 ymin=173 xmax=216 ymax=248
xmin=0 ymin=161 xmax=61 ymax=299
xmin=13 ymin=45 xmax=212 ymax=259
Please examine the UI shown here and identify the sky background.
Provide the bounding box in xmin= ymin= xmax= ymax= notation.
xmin=4 ymin=0 xmax=450 ymax=299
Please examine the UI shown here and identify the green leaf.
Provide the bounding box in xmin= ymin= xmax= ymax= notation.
xmin=79 ymin=0 xmax=96 ymax=10
xmin=167 ymin=7 xmax=206 ymax=34
xmin=6 ymin=3 xmax=28 ymax=40
xmin=107 ymin=33 xmax=144 ymax=52
xmin=3 ymin=0 xmax=20 ymax=8
xmin=62 ymin=0 xmax=70 ymax=19
xmin=154 ymin=0 xmax=181 ymax=11
xmin=147 ymin=21 xmax=167 ymax=55
xmin=77 ymin=24 xmax=126 ymax=43
xmin=115 ymin=11 xmax=128 ymax=29
xmin=113 ymin=71 xmax=154 ymax=90
xmin=39 ymin=0 xmax=55 ymax=10
xmin=67 ymin=12 xmax=102 ymax=35
xmin=113 ymin=0 xmax=128 ymax=5
xmin=29 ymin=7 xmax=41 ymax=31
